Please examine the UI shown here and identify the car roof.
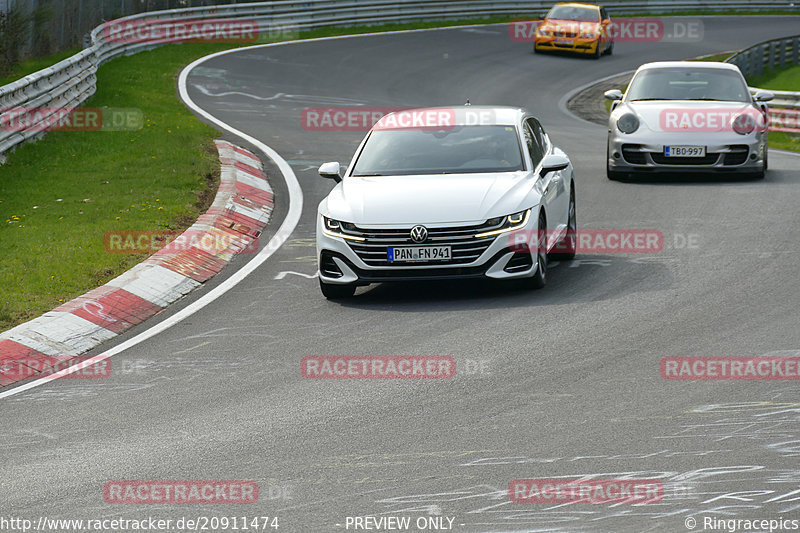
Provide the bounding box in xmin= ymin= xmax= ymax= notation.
xmin=550 ymin=3 xmax=601 ymax=11
xmin=636 ymin=61 xmax=741 ymax=72
xmin=374 ymin=106 xmax=527 ymax=128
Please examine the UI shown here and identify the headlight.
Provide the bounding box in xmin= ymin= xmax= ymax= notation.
xmin=475 ymin=210 xmax=531 ymax=238
xmin=322 ymin=216 xmax=365 ymax=241
xmin=616 ymin=113 xmax=640 ymax=134
xmin=580 ymin=32 xmax=597 ymax=39
xmin=537 ymin=28 xmax=551 ymax=36
xmin=732 ymin=113 xmax=756 ymax=135
xmin=324 ymin=217 xmax=341 ymax=231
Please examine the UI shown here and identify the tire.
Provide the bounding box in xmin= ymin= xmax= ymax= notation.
xmin=523 ymin=213 xmax=547 ymax=290
xmin=607 ymin=168 xmax=625 ymax=180
xmin=319 ymin=279 xmax=356 ymax=299
xmin=605 ymin=39 xmax=614 ymax=55
xmin=592 ymin=41 xmax=602 ymax=59
xmin=550 ymin=188 xmax=576 ymax=261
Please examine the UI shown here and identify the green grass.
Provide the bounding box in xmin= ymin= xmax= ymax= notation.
xmin=748 ymin=64 xmax=800 ymax=92
xmin=0 ymin=43 xmax=233 ymax=330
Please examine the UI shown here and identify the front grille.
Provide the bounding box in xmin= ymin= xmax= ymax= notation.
xmin=723 ymin=145 xmax=749 ymax=166
xmin=650 ymin=152 xmax=720 ymax=165
xmin=554 ymin=31 xmax=577 ymax=37
xmin=621 ymin=144 xmax=646 ymax=165
xmin=342 ymin=220 xmax=503 ymax=267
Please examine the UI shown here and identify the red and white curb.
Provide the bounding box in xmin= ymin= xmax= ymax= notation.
xmin=0 ymin=140 xmax=273 ymax=387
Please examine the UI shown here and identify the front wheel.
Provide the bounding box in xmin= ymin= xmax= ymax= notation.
xmin=551 ymin=188 xmax=576 ymax=261
xmin=319 ymin=279 xmax=356 ymax=299
xmin=605 ymin=39 xmax=614 ymax=55
xmin=523 ymin=213 xmax=547 ymax=290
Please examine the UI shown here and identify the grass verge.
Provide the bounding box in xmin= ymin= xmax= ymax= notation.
xmin=0 ymin=43 xmax=235 ymax=330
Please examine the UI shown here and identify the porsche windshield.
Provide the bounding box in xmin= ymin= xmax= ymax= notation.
xmin=351 ymin=125 xmax=524 ymax=176
xmin=627 ymin=68 xmax=750 ymax=102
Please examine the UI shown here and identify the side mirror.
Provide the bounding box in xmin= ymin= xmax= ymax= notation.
xmin=539 ymin=154 xmax=569 ymax=178
xmin=604 ymin=89 xmax=623 ymax=101
xmin=754 ymin=89 xmax=774 ymax=102
xmin=318 ymin=162 xmax=342 ymax=182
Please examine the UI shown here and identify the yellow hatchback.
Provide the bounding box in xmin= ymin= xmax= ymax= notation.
xmin=534 ymin=2 xmax=614 ymax=58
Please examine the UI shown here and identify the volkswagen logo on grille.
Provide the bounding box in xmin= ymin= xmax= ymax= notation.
xmin=410 ymin=225 xmax=428 ymax=243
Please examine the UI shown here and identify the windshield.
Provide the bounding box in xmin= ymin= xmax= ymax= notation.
xmin=546 ymin=5 xmax=599 ymax=21
xmin=351 ymin=125 xmax=524 ymax=176
xmin=627 ymin=68 xmax=750 ymax=102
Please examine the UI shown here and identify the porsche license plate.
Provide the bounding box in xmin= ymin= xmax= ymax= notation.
xmin=664 ymin=145 xmax=706 ymax=157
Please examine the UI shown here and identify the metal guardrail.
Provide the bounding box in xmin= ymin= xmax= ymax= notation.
xmin=1 ymin=0 xmax=799 ymax=160
xmin=727 ymin=35 xmax=800 ymax=109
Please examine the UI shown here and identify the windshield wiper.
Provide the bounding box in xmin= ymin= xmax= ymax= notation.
xmin=631 ymin=98 xmax=677 ymax=101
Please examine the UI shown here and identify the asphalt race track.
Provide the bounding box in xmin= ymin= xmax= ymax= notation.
xmin=3 ymin=16 xmax=800 ymax=533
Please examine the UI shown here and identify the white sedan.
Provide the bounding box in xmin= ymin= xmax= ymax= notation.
xmin=315 ymin=106 xmax=577 ymax=299
xmin=605 ymin=61 xmax=773 ymax=180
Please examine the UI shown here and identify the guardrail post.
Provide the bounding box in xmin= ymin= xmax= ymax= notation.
xmin=794 ymin=37 xmax=799 ymax=65
xmin=768 ymin=41 xmax=776 ymax=69
xmin=755 ymin=45 xmax=764 ymax=76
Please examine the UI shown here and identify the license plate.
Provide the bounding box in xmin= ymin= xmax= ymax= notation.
xmin=555 ymin=38 xmax=573 ymax=44
xmin=664 ymin=145 xmax=706 ymax=157
xmin=388 ymin=246 xmax=451 ymax=262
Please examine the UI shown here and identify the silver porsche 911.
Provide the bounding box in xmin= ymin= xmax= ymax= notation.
xmin=605 ymin=61 xmax=773 ymax=180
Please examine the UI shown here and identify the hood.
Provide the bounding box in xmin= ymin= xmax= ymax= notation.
xmin=623 ymin=101 xmax=756 ymax=133
xmin=322 ymin=172 xmax=534 ymax=226
xmin=542 ymin=19 xmax=600 ymax=34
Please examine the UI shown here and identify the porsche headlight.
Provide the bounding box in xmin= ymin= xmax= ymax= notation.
xmin=616 ymin=113 xmax=640 ymax=134
xmin=732 ymin=113 xmax=756 ymax=135
xmin=475 ymin=210 xmax=531 ymax=238
xmin=322 ymin=217 xmax=365 ymax=241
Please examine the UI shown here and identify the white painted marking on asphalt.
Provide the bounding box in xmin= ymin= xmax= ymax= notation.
xmin=274 ymin=270 xmax=319 ymax=280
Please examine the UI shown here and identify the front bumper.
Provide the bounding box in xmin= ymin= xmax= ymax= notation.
xmin=607 ymin=130 xmax=767 ymax=174
xmin=534 ymin=36 xmax=601 ymax=54
xmin=316 ymin=217 xmax=540 ymax=286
